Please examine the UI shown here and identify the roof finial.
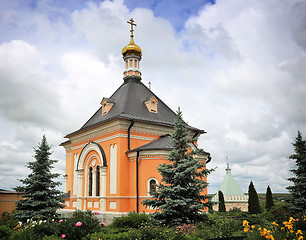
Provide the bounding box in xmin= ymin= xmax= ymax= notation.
xmin=226 ymin=156 xmax=230 ymax=169
xmin=127 ymin=18 xmax=137 ymax=38
xmin=148 ymin=81 xmax=152 ymax=90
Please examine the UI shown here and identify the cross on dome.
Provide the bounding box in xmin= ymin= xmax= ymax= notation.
xmin=127 ymin=18 xmax=137 ymax=37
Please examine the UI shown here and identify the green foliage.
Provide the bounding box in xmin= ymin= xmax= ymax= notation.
xmin=85 ymin=221 xmax=199 ymax=240
xmin=0 ymin=212 xmax=19 ymax=229
xmin=111 ymin=212 xmax=149 ymax=229
xmin=286 ymin=131 xmax=306 ymax=214
xmin=196 ymin=213 xmax=243 ymax=238
xmin=229 ymin=207 xmax=242 ymax=213
xmin=0 ymin=225 xmax=12 ymax=240
xmin=42 ymin=235 xmax=62 ymax=240
xmin=142 ymin=108 xmax=213 ymax=226
xmin=56 ymin=210 xmax=101 ymax=240
xmin=218 ymin=191 xmax=226 ymax=212
xmin=248 ymin=181 xmax=261 ymax=214
xmin=7 ymin=210 xmax=101 ymax=240
xmin=14 ymin=135 xmax=64 ymax=223
xmin=265 ymin=186 xmax=274 ymax=211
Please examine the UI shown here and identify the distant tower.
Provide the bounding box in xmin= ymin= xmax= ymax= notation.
xmin=212 ymin=160 xmax=248 ymax=212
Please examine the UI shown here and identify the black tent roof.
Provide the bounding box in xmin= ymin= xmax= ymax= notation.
xmin=66 ymin=77 xmax=204 ymax=137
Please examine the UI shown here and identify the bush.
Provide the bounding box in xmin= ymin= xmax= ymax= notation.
xmin=56 ymin=210 xmax=101 ymax=240
xmin=42 ymin=235 xmax=62 ymax=240
xmin=196 ymin=213 xmax=243 ymax=238
xmin=0 ymin=212 xmax=19 ymax=229
xmin=0 ymin=225 xmax=12 ymax=240
xmin=111 ymin=212 xmax=150 ymax=229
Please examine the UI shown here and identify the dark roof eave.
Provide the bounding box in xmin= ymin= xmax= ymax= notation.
xmin=60 ymin=140 xmax=71 ymax=146
xmin=64 ymin=115 xmax=205 ymax=138
xmin=126 ymin=147 xmax=173 ymax=153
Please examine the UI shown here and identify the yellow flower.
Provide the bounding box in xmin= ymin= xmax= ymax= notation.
xmin=243 ymin=228 xmax=248 ymax=232
xmin=296 ymin=230 xmax=303 ymax=235
xmin=243 ymin=220 xmax=249 ymax=226
xmin=251 ymin=225 xmax=255 ymax=229
xmin=290 ymin=230 xmax=294 ymax=233
xmin=298 ymin=236 xmax=303 ymax=240
xmin=258 ymin=227 xmax=262 ymax=231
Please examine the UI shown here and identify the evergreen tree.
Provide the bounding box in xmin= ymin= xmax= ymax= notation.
xmin=248 ymin=181 xmax=261 ymax=214
xmin=14 ymin=135 xmax=64 ymax=223
xmin=142 ymin=109 xmax=213 ymax=226
xmin=286 ymin=131 xmax=306 ymax=214
xmin=265 ymin=186 xmax=274 ymax=211
xmin=218 ymin=190 xmax=226 ymax=212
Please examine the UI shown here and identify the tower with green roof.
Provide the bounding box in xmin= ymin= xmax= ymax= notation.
xmin=212 ymin=163 xmax=248 ymax=212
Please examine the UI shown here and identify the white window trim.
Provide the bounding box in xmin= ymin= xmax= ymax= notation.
xmin=147 ymin=178 xmax=158 ymax=196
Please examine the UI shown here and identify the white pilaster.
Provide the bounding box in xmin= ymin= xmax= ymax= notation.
xmin=100 ymin=167 xmax=107 ymax=212
xmin=110 ymin=144 xmax=117 ymax=194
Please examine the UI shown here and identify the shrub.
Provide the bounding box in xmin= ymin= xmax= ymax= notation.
xmin=56 ymin=210 xmax=101 ymax=240
xmin=111 ymin=212 xmax=150 ymax=229
xmin=42 ymin=235 xmax=62 ymax=240
xmin=229 ymin=207 xmax=242 ymax=213
xmin=196 ymin=213 xmax=243 ymax=238
xmin=0 ymin=225 xmax=12 ymax=240
xmin=0 ymin=212 xmax=19 ymax=229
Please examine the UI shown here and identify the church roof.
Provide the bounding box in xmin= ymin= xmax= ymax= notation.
xmin=128 ymin=134 xmax=173 ymax=152
xmin=65 ymin=77 xmax=204 ymax=137
xmin=219 ymin=164 xmax=245 ymax=196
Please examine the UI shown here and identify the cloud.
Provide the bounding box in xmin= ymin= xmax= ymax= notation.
xmin=0 ymin=0 xmax=305 ymax=195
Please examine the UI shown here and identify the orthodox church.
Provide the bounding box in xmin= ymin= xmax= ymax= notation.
xmin=212 ymin=161 xmax=248 ymax=212
xmin=60 ymin=19 xmax=210 ymax=220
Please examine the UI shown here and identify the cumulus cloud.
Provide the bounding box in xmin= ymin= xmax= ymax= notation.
xmin=0 ymin=0 xmax=305 ymax=195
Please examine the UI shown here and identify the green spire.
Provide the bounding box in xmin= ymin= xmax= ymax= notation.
xmin=219 ymin=163 xmax=245 ymax=196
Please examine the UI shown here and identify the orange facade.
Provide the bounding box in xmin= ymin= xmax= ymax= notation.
xmin=62 ymin=119 xmax=208 ymax=215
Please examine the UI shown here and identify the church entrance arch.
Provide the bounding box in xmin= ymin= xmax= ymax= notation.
xmin=76 ymin=141 xmax=107 ymax=211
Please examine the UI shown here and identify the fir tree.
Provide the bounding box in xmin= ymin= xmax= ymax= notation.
xmin=248 ymin=181 xmax=261 ymax=214
xmin=286 ymin=131 xmax=306 ymax=214
xmin=265 ymin=186 xmax=274 ymax=211
xmin=218 ymin=190 xmax=226 ymax=212
xmin=14 ymin=135 xmax=64 ymax=223
xmin=142 ymin=109 xmax=213 ymax=226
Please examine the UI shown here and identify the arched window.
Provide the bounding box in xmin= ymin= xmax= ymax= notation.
xmin=150 ymin=179 xmax=157 ymax=192
xmin=88 ymin=167 xmax=93 ymax=196
xmin=96 ymin=166 xmax=100 ymax=196
xmin=147 ymin=178 xmax=158 ymax=196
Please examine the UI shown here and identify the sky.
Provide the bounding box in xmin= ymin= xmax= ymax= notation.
xmin=0 ymin=0 xmax=305 ymax=194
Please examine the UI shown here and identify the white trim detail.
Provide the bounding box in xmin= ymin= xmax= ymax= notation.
xmin=110 ymin=144 xmax=117 ymax=194
xmin=71 ymin=134 xmax=154 ymax=150
xmin=147 ymin=178 xmax=158 ymax=196
xmin=73 ymin=154 xmax=79 ymax=196
xmin=110 ymin=201 xmax=117 ymax=209
xmin=77 ymin=142 xmax=106 ymax=170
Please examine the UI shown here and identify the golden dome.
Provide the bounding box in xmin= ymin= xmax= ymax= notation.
xmin=122 ymin=37 xmax=142 ymax=56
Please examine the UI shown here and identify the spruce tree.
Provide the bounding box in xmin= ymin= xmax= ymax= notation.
xmin=218 ymin=190 xmax=226 ymax=212
xmin=142 ymin=109 xmax=213 ymax=226
xmin=265 ymin=185 xmax=274 ymax=211
xmin=248 ymin=181 xmax=261 ymax=214
xmin=286 ymin=131 xmax=306 ymax=214
xmin=14 ymin=135 xmax=64 ymax=223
